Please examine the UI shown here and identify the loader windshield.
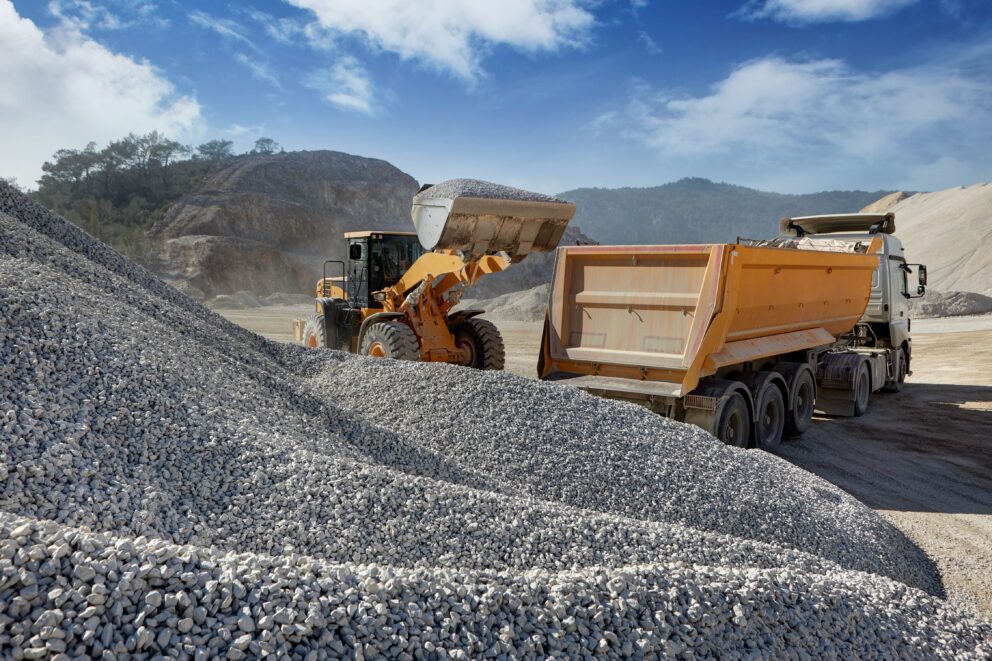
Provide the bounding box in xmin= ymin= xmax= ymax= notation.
xmin=370 ymin=235 xmax=425 ymax=288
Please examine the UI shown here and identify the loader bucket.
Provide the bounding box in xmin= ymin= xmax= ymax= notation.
xmin=412 ymin=180 xmax=576 ymax=261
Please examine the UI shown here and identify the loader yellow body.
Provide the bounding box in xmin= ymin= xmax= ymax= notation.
xmin=297 ymin=182 xmax=576 ymax=368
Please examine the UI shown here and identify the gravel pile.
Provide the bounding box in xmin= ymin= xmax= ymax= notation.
xmin=415 ymin=179 xmax=568 ymax=204
xmin=459 ymin=284 xmax=550 ymax=322
xmin=2 ymin=181 xmax=991 ymax=658
xmin=910 ymin=289 xmax=992 ymax=318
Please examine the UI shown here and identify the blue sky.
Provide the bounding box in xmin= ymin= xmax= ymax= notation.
xmin=2 ymin=0 xmax=990 ymax=193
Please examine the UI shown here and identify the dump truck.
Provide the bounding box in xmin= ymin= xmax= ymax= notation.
xmin=538 ymin=213 xmax=927 ymax=449
xmin=296 ymin=180 xmax=575 ymax=368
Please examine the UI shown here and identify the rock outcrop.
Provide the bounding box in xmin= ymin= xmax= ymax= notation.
xmin=148 ymin=150 xmax=418 ymax=298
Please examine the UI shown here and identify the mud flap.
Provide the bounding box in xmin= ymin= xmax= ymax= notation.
xmin=814 ymin=387 xmax=856 ymax=416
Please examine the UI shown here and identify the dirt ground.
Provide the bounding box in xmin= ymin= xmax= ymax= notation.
xmin=218 ymin=306 xmax=992 ymax=617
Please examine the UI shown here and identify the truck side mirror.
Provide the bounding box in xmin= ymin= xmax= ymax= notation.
xmin=901 ymin=263 xmax=926 ymax=299
xmin=349 ymin=243 xmax=362 ymax=260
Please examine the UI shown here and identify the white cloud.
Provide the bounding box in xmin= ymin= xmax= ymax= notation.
xmin=738 ymin=0 xmax=918 ymax=23
xmin=308 ymin=56 xmax=378 ymax=115
xmin=637 ymin=31 xmax=661 ymax=54
xmin=284 ymin=0 xmax=595 ymax=79
xmin=233 ymin=52 xmax=282 ymax=89
xmin=240 ymin=7 xmax=335 ymax=50
xmin=625 ymin=55 xmax=992 ymax=190
xmin=47 ymin=0 xmax=169 ymax=31
xmin=0 ymin=2 xmax=201 ymax=186
xmin=189 ymin=10 xmax=253 ymax=47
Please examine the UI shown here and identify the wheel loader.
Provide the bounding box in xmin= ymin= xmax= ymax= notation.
xmin=295 ymin=180 xmax=575 ymax=369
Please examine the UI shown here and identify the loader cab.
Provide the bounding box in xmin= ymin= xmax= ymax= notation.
xmin=344 ymin=231 xmax=425 ymax=309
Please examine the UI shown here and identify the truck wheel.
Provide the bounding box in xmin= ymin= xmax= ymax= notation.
xmin=784 ymin=368 xmax=815 ymax=437
xmin=853 ymin=362 xmax=871 ymax=416
xmin=754 ymin=381 xmax=786 ymax=451
xmin=302 ymin=313 xmax=326 ymax=348
xmin=716 ymin=392 xmax=750 ymax=448
xmin=359 ymin=322 xmax=420 ymax=361
xmin=882 ymin=347 xmax=907 ymax=393
xmin=451 ymin=318 xmax=505 ymax=370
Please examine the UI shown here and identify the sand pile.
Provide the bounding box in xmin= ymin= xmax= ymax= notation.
xmin=862 ymin=183 xmax=992 ymax=295
xmin=2 ymin=182 xmax=990 ymax=658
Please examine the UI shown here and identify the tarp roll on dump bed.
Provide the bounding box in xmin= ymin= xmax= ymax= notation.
xmin=411 ymin=181 xmax=576 ymax=261
xmin=543 ymin=243 xmax=880 ymax=396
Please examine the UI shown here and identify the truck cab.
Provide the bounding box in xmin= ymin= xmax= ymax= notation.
xmin=779 ymin=213 xmax=927 ymax=388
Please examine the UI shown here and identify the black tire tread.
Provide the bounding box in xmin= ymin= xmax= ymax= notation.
xmin=302 ymin=313 xmax=326 ymax=349
xmin=360 ymin=321 xmax=420 ymax=360
xmin=783 ymin=368 xmax=815 ymax=438
xmin=853 ymin=362 xmax=871 ymax=416
xmin=881 ymin=347 xmax=907 ymax=393
xmin=754 ymin=381 xmax=785 ymax=451
xmin=452 ymin=318 xmax=505 ymax=370
xmin=717 ymin=392 xmax=751 ymax=448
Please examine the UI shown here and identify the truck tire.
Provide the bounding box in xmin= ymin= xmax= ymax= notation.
xmin=359 ymin=321 xmax=420 ymax=361
xmin=716 ymin=392 xmax=750 ymax=448
xmin=451 ymin=318 xmax=505 ymax=370
xmin=783 ymin=368 xmax=815 ymax=437
xmin=753 ymin=381 xmax=785 ymax=451
xmin=882 ymin=347 xmax=907 ymax=393
xmin=302 ymin=313 xmax=326 ymax=349
xmin=854 ymin=362 xmax=871 ymax=416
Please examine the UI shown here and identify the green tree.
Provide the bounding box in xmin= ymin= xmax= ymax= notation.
xmin=251 ymin=137 xmax=280 ymax=155
xmin=32 ymin=131 xmax=233 ymax=262
xmin=196 ymin=139 xmax=234 ymax=160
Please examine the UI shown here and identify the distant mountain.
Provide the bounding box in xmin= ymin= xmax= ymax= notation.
xmin=558 ymin=178 xmax=894 ymax=245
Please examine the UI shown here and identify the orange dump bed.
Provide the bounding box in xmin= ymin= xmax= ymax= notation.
xmin=541 ymin=243 xmax=879 ymax=397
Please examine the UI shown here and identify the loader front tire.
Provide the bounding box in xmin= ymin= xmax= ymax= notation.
xmin=451 ymin=318 xmax=505 ymax=370
xmin=302 ymin=313 xmax=326 ymax=349
xmin=359 ymin=321 xmax=420 ymax=361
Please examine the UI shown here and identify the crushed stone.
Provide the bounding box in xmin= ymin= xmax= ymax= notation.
xmin=2 ymin=181 xmax=990 ymax=658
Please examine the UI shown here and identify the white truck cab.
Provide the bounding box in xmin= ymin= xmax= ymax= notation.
xmin=780 ymin=213 xmax=927 ymax=404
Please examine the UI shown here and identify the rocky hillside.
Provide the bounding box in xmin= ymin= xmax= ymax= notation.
xmin=861 ymin=183 xmax=992 ymax=296
xmin=148 ymin=150 xmax=418 ymax=299
xmin=560 ymin=178 xmax=893 ymax=246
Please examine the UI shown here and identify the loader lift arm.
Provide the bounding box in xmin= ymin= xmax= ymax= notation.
xmin=371 ymin=251 xmax=510 ymax=364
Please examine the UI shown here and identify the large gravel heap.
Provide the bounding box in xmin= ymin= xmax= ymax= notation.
xmin=2 ymin=181 xmax=990 ymax=658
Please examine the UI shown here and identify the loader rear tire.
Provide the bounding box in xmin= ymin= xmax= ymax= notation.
xmin=451 ymin=318 xmax=505 ymax=370
xmin=359 ymin=321 xmax=420 ymax=361
xmin=302 ymin=313 xmax=326 ymax=349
